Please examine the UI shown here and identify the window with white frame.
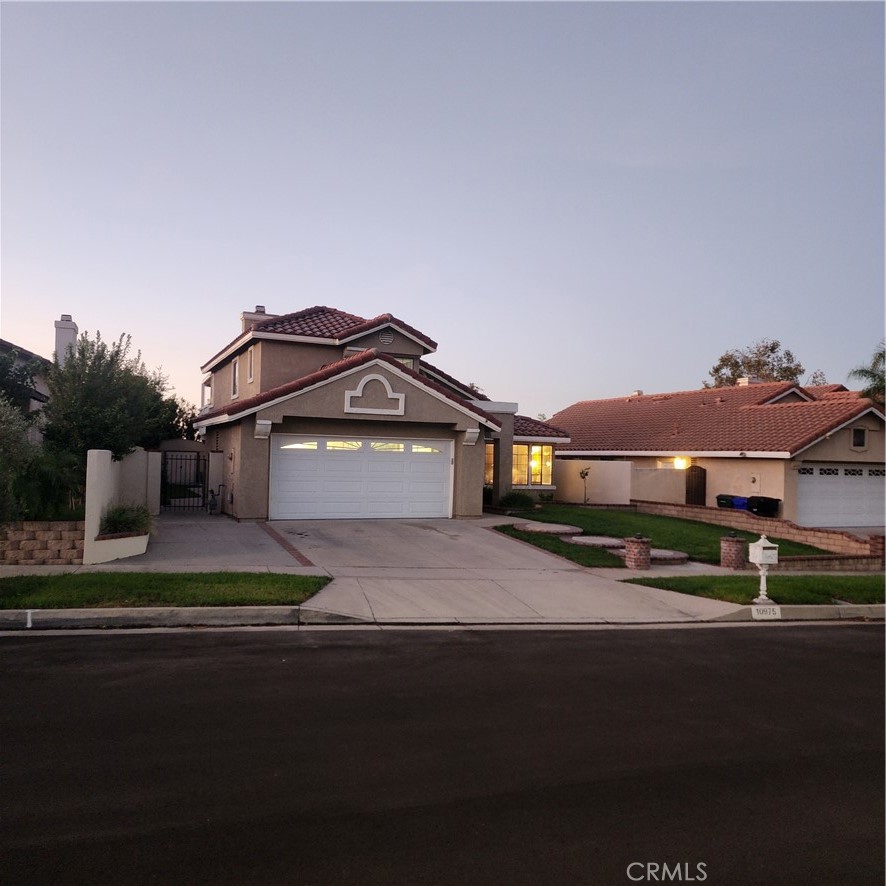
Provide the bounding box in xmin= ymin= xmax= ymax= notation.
xmin=247 ymin=346 xmax=255 ymax=383
xmin=231 ymin=357 xmax=239 ymax=399
xmin=512 ymin=444 xmax=553 ymax=486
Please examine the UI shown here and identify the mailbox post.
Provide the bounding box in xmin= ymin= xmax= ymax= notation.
xmin=748 ymin=534 xmax=779 ymax=604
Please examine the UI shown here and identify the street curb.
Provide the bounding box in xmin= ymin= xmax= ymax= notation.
xmin=710 ymin=604 xmax=885 ymax=622
xmin=0 ymin=604 xmax=881 ymax=630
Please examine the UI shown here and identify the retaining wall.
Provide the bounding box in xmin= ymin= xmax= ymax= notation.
xmin=633 ymin=499 xmax=881 ymax=558
xmin=0 ymin=521 xmax=85 ymax=565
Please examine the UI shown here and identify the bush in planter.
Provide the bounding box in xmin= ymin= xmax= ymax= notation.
xmin=100 ymin=503 xmax=153 ymax=536
xmin=498 ymin=491 xmax=536 ymax=510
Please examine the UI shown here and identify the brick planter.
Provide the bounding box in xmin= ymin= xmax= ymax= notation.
xmin=624 ymin=536 xmax=651 ymax=570
xmin=720 ymin=534 xmax=747 ymax=569
xmin=0 ymin=521 xmax=85 ymax=566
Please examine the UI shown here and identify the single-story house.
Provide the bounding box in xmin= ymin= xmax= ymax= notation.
xmin=194 ymin=305 xmax=569 ymax=520
xmin=551 ymin=378 xmax=885 ymax=529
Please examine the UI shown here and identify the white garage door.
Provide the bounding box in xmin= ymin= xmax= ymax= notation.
xmin=796 ymin=464 xmax=885 ymax=528
xmin=269 ymin=435 xmax=453 ymax=520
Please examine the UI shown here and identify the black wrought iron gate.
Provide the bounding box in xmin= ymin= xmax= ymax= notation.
xmin=161 ymin=451 xmax=209 ymax=511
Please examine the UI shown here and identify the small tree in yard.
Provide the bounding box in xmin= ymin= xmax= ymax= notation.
xmin=41 ymin=332 xmax=189 ymax=490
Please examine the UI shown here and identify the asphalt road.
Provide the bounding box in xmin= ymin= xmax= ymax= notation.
xmin=2 ymin=624 xmax=883 ymax=886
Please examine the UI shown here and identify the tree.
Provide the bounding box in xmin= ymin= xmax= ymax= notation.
xmin=704 ymin=339 xmax=805 ymax=388
xmin=0 ymin=349 xmax=43 ymax=420
xmin=41 ymin=332 xmax=188 ymax=485
xmin=0 ymin=394 xmax=34 ymax=520
xmin=848 ymin=339 xmax=885 ymax=406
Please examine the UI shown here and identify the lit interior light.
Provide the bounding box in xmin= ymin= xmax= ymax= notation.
xmin=673 ymin=457 xmax=689 ymax=470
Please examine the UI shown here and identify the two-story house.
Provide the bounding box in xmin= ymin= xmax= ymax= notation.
xmin=194 ymin=305 xmax=568 ymax=520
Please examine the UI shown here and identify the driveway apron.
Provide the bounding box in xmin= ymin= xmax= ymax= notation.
xmin=273 ymin=517 xmax=742 ymax=624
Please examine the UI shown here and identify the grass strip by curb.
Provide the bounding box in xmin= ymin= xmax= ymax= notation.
xmin=0 ymin=572 xmax=330 ymax=609
xmin=625 ymin=574 xmax=885 ymax=606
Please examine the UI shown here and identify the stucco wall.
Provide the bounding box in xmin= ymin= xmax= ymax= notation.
xmin=553 ymin=459 xmax=633 ymax=504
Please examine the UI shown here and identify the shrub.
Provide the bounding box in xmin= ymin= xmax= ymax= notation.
xmin=100 ymin=503 xmax=153 ymax=535
xmin=498 ymin=491 xmax=536 ymax=510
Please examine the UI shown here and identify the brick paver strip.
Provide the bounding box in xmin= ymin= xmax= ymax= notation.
xmin=258 ymin=523 xmax=316 ymax=567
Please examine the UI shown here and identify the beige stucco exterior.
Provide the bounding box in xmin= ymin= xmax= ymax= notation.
xmin=204 ymin=361 xmax=492 ymax=520
xmin=554 ymin=417 xmax=885 ymax=523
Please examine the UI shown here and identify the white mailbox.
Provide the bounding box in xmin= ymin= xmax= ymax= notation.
xmin=748 ymin=534 xmax=778 ymax=566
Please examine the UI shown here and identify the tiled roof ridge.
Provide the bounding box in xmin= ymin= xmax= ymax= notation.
xmin=253 ymin=305 xmax=366 ymax=333
xmin=514 ymin=414 xmax=571 ymax=438
xmin=560 ymin=380 xmax=800 ymax=409
xmin=419 ymin=359 xmax=491 ymax=400
xmin=341 ymin=312 xmax=438 ymax=350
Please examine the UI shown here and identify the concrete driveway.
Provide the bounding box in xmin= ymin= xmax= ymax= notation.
xmin=1 ymin=514 xmax=744 ymax=626
xmin=268 ymin=516 xmax=742 ymax=625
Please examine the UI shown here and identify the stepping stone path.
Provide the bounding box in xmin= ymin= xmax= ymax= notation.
xmin=514 ymin=524 xmax=690 ymax=564
xmin=610 ymin=547 xmax=690 ymax=564
xmin=512 ymin=522 xmax=583 ymax=535
xmin=564 ymin=535 xmax=624 ymax=548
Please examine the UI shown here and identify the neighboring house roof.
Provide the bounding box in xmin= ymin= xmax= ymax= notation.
xmin=201 ymin=306 xmax=437 ymax=373
xmin=514 ymin=414 xmax=571 ymax=441
xmin=552 ymin=382 xmax=881 ymax=458
xmin=0 ymin=338 xmax=52 ymax=404
xmin=195 ymin=348 xmax=502 ymax=431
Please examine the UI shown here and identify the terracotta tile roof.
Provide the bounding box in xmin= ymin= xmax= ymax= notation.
xmin=201 ymin=306 xmax=438 ymax=372
xmin=552 ymin=382 xmax=877 ymax=456
xmin=196 ymin=349 xmax=501 ymax=430
xmin=514 ymin=414 xmax=570 ymax=439
xmin=255 ymin=306 xmax=438 ymax=350
xmin=418 ymin=360 xmax=490 ymax=401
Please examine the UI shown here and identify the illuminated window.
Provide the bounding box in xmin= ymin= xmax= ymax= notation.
xmin=413 ymin=444 xmax=443 ymax=454
xmin=485 ymin=443 xmax=495 ymax=485
xmin=326 ymin=440 xmax=363 ymax=451
xmin=281 ymin=441 xmax=318 ymax=450
xmin=512 ymin=444 xmax=553 ymax=486
xmin=371 ymin=442 xmax=405 ymax=452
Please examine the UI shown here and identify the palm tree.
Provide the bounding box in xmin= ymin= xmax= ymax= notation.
xmin=848 ymin=340 xmax=885 ymax=406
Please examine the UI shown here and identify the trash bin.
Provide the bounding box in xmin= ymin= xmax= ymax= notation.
xmin=716 ymin=494 xmax=735 ymax=509
xmin=732 ymin=496 xmax=749 ymax=510
xmin=748 ymin=496 xmax=781 ymax=517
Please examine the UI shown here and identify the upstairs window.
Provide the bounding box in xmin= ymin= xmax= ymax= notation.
xmin=247 ymin=346 xmax=255 ymax=383
xmin=851 ymin=428 xmax=867 ymax=450
xmin=231 ymin=357 xmax=239 ymax=399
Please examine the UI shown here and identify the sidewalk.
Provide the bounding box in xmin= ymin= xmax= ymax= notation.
xmin=1 ymin=514 xmax=882 ymax=630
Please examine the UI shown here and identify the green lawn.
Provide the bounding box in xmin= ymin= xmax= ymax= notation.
xmin=517 ymin=504 xmax=827 ymax=563
xmin=496 ymin=525 xmax=626 ymax=568
xmin=0 ymin=572 xmax=330 ymax=609
xmin=626 ymin=574 xmax=885 ymax=606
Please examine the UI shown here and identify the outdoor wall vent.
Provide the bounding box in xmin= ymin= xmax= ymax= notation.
xmin=379 ymin=330 xmax=395 ymax=345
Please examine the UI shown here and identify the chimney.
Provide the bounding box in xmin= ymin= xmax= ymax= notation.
xmin=54 ymin=314 xmax=78 ymax=366
xmin=240 ymin=304 xmax=276 ymax=333
xmin=737 ymin=376 xmax=764 ymax=386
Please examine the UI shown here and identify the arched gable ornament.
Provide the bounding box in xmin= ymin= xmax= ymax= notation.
xmin=344 ymin=373 xmax=406 ymax=416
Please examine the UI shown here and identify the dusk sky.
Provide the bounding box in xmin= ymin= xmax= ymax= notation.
xmin=2 ymin=1 xmax=883 ymax=419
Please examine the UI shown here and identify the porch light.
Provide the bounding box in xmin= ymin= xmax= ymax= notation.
xmin=673 ymin=457 xmax=689 ymax=470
